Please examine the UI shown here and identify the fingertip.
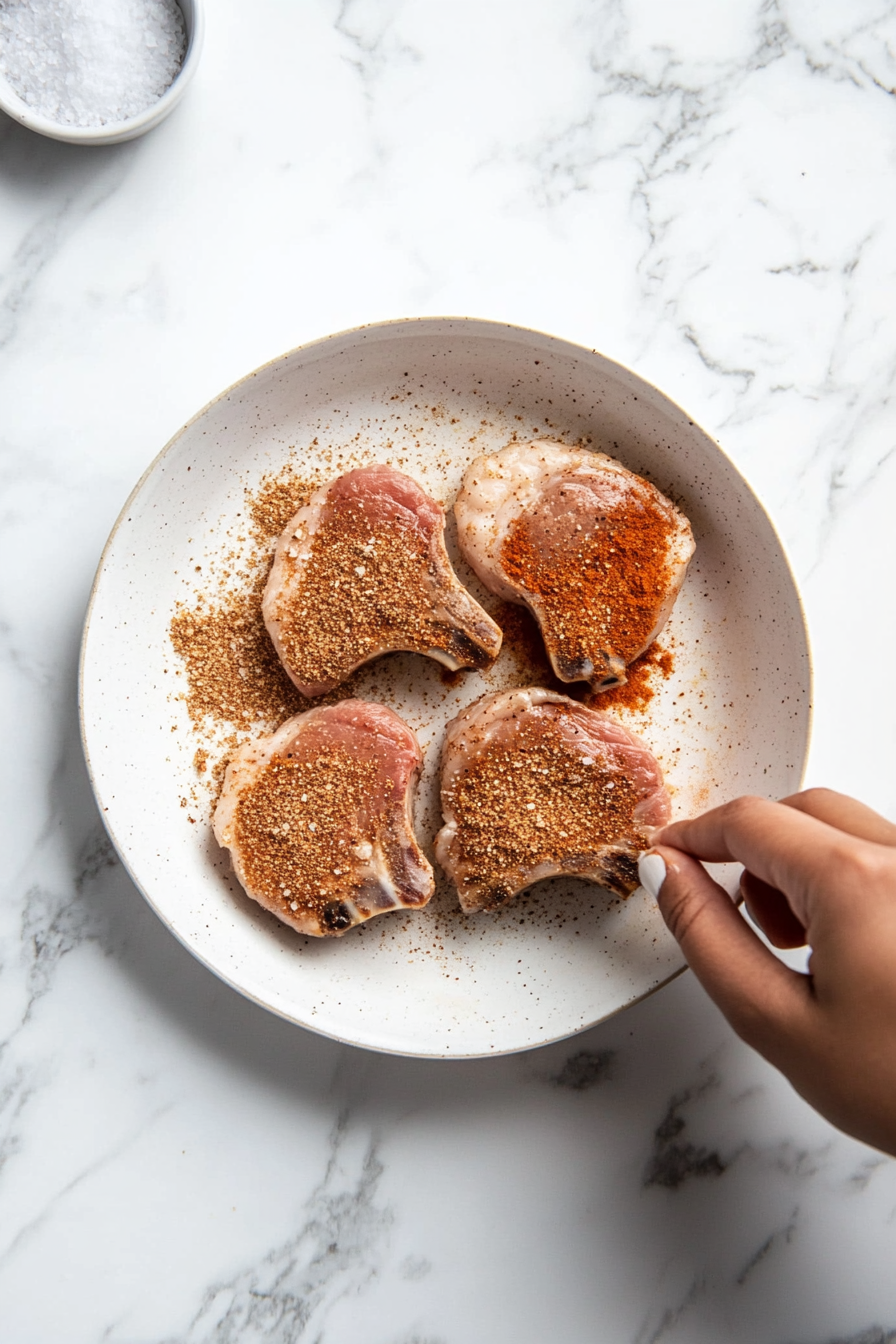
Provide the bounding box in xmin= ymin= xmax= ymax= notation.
xmin=637 ymin=849 xmax=667 ymax=900
xmin=647 ymin=844 xmax=719 ymax=940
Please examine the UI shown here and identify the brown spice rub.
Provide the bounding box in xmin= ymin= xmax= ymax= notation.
xmin=248 ymin=466 xmax=314 ymax=546
xmin=167 ymin=465 xmax=322 ymax=817
xmin=500 ymin=485 xmax=674 ymax=673
xmin=443 ymin=717 xmax=643 ymax=908
xmin=170 ymin=572 xmax=308 ymax=732
xmin=169 ymin=468 xmax=317 ymax=734
xmin=275 ymin=507 xmax=478 ymax=690
xmin=496 ymin=601 xmax=674 ymax=714
xmin=596 ymin=643 xmax=675 ymax=714
xmin=232 ymin=748 xmax=381 ymax=922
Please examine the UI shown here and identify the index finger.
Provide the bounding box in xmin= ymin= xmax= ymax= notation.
xmin=779 ymin=788 xmax=896 ymax=847
xmin=651 ymin=796 xmax=860 ymax=927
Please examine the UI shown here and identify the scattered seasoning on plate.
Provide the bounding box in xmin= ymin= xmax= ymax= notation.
xmin=168 ymin=465 xmax=363 ymax=812
xmin=0 ymin=0 xmax=186 ymax=127
xmin=494 ymin=601 xmax=579 ymax=697
xmin=595 ymin=642 xmax=675 ymax=714
xmin=247 ymin=469 xmax=315 ymax=548
xmin=169 ymin=468 xmax=316 ymax=733
xmin=169 ymin=571 xmax=306 ymax=735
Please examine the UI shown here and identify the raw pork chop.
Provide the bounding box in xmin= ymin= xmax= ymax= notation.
xmin=435 ymin=687 xmax=671 ymax=912
xmin=263 ymin=465 xmax=502 ymax=697
xmin=214 ymin=699 xmax=434 ymax=936
xmin=455 ymin=441 xmax=694 ymax=691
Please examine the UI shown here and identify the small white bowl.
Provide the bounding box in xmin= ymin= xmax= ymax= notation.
xmin=0 ymin=0 xmax=203 ymax=145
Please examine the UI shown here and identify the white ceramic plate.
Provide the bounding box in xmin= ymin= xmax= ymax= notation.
xmin=80 ymin=318 xmax=811 ymax=1057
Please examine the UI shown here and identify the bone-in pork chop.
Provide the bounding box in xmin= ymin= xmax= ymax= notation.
xmin=455 ymin=441 xmax=694 ymax=691
xmin=263 ymin=465 xmax=502 ymax=697
xmin=214 ymin=699 xmax=434 ymax=936
xmin=435 ymin=687 xmax=670 ymax=912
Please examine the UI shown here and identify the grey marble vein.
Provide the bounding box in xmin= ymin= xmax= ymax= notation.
xmin=18 ymin=823 xmax=115 ymax=1019
xmin=735 ymin=1205 xmax=798 ymax=1285
xmin=0 ymin=143 xmax=134 ymax=355
xmin=0 ymin=1060 xmax=32 ymax=1181
xmin=845 ymin=1155 xmax=888 ymax=1192
xmin=473 ymin=0 xmax=896 ymax=574
xmin=550 ymin=1047 xmax=616 ymax=1091
xmin=0 ymin=615 xmax=50 ymax=693
xmin=634 ymin=1274 xmax=708 ymax=1344
xmin=788 ymin=1331 xmax=896 ymax=1344
xmin=0 ymin=1102 xmax=172 ymax=1267
xmin=643 ymin=1070 xmax=733 ymax=1190
xmin=382 ymin=1336 xmax=446 ymax=1344
xmin=22 ymin=829 xmax=115 ymax=1011
xmin=333 ymin=0 xmax=421 ymax=105
xmin=174 ymin=1112 xmax=393 ymax=1343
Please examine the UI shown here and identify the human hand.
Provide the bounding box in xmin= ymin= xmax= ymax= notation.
xmin=639 ymin=789 xmax=896 ymax=1156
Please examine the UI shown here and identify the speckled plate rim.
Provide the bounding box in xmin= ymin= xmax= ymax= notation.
xmin=78 ymin=315 xmax=813 ymax=1058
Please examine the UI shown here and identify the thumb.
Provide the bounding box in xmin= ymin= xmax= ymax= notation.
xmin=640 ymin=846 xmax=814 ymax=1055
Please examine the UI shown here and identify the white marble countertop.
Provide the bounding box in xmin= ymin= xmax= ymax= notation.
xmin=4 ymin=1 xmax=896 ymax=1340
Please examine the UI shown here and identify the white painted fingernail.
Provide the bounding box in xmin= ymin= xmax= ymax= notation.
xmin=638 ymin=851 xmax=667 ymax=900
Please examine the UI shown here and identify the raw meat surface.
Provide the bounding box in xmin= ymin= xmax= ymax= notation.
xmin=214 ymin=699 xmax=434 ymax=936
xmin=435 ymin=687 xmax=671 ymax=912
xmin=455 ymin=440 xmax=694 ymax=690
xmin=263 ymin=464 xmax=502 ymax=697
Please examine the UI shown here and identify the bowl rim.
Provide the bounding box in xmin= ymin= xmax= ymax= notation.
xmin=78 ymin=314 xmax=814 ymax=1057
xmin=0 ymin=0 xmax=204 ymax=145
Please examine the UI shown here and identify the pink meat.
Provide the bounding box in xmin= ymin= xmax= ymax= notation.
xmin=329 ymin=465 xmax=443 ymax=527
xmin=214 ymin=699 xmax=434 ymax=936
xmin=435 ymin=687 xmax=671 ymax=912
xmin=263 ymin=465 xmax=502 ymax=697
xmin=454 ymin=441 xmax=694 ymax=691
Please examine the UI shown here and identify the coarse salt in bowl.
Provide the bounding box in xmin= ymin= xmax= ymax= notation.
xmin=0 ymin=0 xmax=203 ymax=145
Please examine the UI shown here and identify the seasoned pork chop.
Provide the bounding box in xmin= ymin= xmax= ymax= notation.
xmin=263 ymin=465 xmax=502 ymax=697
xmin=455 ymin=441 xmax=694 ymax=691
xmin=435 ymin=687 xmax=671 ymax=912
xmin=214 ymin=699 xmax=434 ymax=936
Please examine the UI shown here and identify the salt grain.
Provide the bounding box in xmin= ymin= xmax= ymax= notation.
xmin=0 ymin=0 xmax=187 ymax=127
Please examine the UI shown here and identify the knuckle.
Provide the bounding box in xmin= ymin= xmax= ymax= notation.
xmin=839 ymin=843 xmax=892 ymax=888
xmin=723 ymin=795 xmax=764 ymax=829
xmin=726 ymin=794 xmax=763 ymax=818
xmin=797 ymin=786 xmax=836 ymax=809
